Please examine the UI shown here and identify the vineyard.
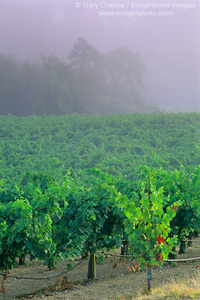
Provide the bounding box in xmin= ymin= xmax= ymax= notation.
xmin=0 ymin=112 xmax=199 ymax=181
xmin=0 ymin=112 xmax=200 ymax=297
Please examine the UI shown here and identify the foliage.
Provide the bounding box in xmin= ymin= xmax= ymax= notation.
xmin=0 ymin=170 xmax=125 ymax=271
xmin=0 ymin=112 xmax=199 ymax=272
xmin=0 ymin=113 xmax=199 ymax=183
xmin=116 ymin=167 xmax=180 ymax=267
xmin=190 ymin=166 xmax=200 ymax=221
xmin=0 ymin=172 xmax=70 ymax=270
xmin=55 ymin=169 xmax=125 ymax=258
xmin=0 ymin=164 xmax=199 ymax=272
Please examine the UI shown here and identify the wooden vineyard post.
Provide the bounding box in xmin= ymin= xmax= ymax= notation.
xmin=19 ymin=254 xmax=26 ymax=266
xmin=87 ymin=253 xmax=96 ymax=279
xmin=147 ymin=263 xmax=152 ymax=292
xmin=187 ymin=233 xmax=193 ymax=247
xmin=121 ymin=240 xmax=129 ymax=255
xmin=179 ymin=239 xmax=186 ymax=254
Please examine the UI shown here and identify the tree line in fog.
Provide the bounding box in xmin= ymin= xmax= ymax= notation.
xmin=0 ymin=37 xmax=157 ymax=116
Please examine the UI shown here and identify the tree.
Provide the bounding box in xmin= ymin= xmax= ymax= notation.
xmin=0 ymin=38 xmax=156 ymax=115
xmin=68 ymin=37 xmax=104 ymax=113
xmin=0 ymin=55 xmax=21 ymax=115
xmin=67 ymin=37 xmax=153 ymax=114
xmin=41 ymin=56 xmax=72 ymax=114
xmin=104 ymin=47 xmax=147 ymax=113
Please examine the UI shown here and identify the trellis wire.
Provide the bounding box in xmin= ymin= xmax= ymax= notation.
xmin=97 ymin=251 xmax=200 ymax=262
xmin=0 ymin=257 xmax=87 ymax=280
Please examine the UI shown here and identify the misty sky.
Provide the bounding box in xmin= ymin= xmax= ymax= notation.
xmin=0 ymin=0 xmax=199 ymax=110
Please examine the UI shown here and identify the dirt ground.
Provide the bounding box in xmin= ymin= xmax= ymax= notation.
xmin=1 ymin=246 xmax=200 ymax=300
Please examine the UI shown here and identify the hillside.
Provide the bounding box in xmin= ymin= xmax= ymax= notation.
xmin=0 ymin=112 xmax=199 ymax=182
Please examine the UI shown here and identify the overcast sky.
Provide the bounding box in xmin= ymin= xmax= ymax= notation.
xmin=0 ymin=0 xmax=199 ymax=110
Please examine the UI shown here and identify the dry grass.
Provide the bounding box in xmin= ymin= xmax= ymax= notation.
xmin=117 ymin=271 xmax=200 ymax=300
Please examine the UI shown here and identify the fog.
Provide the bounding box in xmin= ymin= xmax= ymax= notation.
xmin=0 ymin=0 xmax=199 ymax=113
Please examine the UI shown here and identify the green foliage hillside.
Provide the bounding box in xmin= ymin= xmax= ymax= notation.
xmin=0 ymin=112 xmax=200 ymax=275
xmin=0 ymin=112 xmax=199 ymax=183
